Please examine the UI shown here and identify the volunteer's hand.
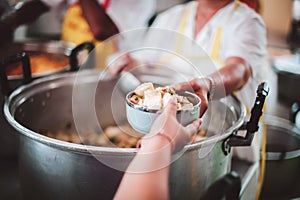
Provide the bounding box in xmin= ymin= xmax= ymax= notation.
xmin=109 ymin=53 xmax=139 ymax=76
xmin=141 ymin=96 xmax=202 ymax=153
xmin=171 ymin=77 xmax=211 ymax=117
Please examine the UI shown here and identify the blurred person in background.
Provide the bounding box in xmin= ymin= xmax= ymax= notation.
xmin=112 ymin=0 xmax=265 ymax=115
xmin=0 ymin=0 xmax=156 ymax=45
xmin=0 ymin=0 xmax=49 ymax=44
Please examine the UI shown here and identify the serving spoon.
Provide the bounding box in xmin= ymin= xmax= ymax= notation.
xmin=117 ymin=71 xmax=141 ymax=95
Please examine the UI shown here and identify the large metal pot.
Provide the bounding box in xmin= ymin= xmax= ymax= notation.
xmin=0 ymin=41 xmax=89 ymax=158
xmin=2 ymin=68 xmax=267 ymax=199
xmin=260 ymin=115 xmax=300 ymax=199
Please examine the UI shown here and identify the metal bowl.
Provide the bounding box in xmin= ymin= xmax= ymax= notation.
xmin=125 ymin=91 xmax=201 ymax=134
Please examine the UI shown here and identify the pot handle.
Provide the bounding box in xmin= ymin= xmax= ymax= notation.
xmin=223 ymin=82 xmax=269 ymax=155
xmin=69 ymin=42 xmax=95 ymax=72
xmin=290 ymin=102 xmax=300 ymax=124
xmin=0 ymin=52 xmax=32 ymax=96
xmin=200 ymin=171 xmax=241 ymax=200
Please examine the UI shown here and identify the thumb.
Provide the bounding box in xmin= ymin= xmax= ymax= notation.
xmin=164 ymin=96 xmax=177 ymax=117
xmin=185 ymin=118 xmax=202 ymax=137
xmin=171 ymin=82 xmax=192 ymax=92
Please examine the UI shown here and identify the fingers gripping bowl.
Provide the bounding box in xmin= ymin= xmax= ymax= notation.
xmin=125 ymin=83 xmax=201 ymax=134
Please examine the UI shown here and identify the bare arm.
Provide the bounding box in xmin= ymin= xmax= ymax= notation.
xmin=114 ymin=97 xmax=202 ymax=200
xmin=114 ymin=137 xmax=172 ymax=200
xmin=173 ymin=57 xmax=252 ymax=116
xmin=206 ymin=57 xmax=252 ymax=98
xmin=78 ymin=0 xmax=119 ymax=41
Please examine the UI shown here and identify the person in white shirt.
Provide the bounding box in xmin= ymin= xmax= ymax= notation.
xmin=153 ymin=0 xmax=267 ymax=165
xmin=113 ymin=0 xmax=266 ymax=115
xmin=111 ymin=0 xmax=267 ymax=164
xmin=153 ymin=0 xmax=266 ymax=110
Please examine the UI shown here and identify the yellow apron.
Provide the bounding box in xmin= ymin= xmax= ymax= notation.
xmin=175 ymin=1 xmax=241 ymax=65
xmin=61 ymin=2 xmax=117 ymax=69
xmin=159 ymin=1 xmax=242 ymax=77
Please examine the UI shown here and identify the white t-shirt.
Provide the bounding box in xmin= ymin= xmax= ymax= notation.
xmin=150 ymin=0 xmax=267 ymax=109
xmin=152 ymin=1 xmax=266 ymax=74
xmin=41 ymin=0 xmax=156 ymax=31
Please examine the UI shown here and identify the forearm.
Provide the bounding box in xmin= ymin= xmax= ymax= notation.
xmin=114 ymin=136 xmax=172 ymax=200
xmin=79 ymin=0 xmax=119 ymax=40
xmin=208 ymin=57 xmax=252 ymax=99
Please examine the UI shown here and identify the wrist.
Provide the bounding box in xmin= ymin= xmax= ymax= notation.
xmin=140 ymin=132 xmax=173 ymax=153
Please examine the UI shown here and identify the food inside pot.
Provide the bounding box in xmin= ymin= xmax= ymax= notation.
xmin=7 ymin=52 xmax=69 ymax=76
xmin=40 ymin=124 xmax=141 ymax=148
xmin=129 ymin=82 xmax=193 ymax=110
xmin=39 ymin=123 xmax=207 ymax=148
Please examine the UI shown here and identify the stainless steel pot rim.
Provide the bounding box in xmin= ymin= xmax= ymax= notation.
xmin=4 ymin=70 xmax=246 ymax=155
xmin=125 ymin=91 xmax=201 ymax=113
xmin=263 ymin=114 xmax=300 ymax=160
xmin=12 ymin=40 xmax=75 ymax=51
xmin=263 ymin=114 xmax=300 ymax=136
xmin=5 ymin=109 xmax=241 ymax=155
xmin=266 ymin=150 xmax=300 ymax=160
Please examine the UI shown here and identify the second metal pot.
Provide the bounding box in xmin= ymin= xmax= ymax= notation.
xmin=261 ymin=115 xmax=300 ymax=199
xmin=0 ymin=41 xmax=74 ymax=158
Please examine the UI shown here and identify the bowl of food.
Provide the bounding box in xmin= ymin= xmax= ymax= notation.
xmin=125 ymin=82 xmax=201 ymax=134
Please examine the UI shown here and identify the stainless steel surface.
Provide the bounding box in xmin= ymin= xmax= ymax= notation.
xmin=3 ymin=69 xmax=245 ymax=200
xmin=272 ymin=52 xmax=300 ymax=105
xmin=231 ymin=159 xmax=259 ymax=200
xmin=260 ymin=115 xmax=300 ymax=199
xmin=117 ymin=71 xmax=141 ymax=95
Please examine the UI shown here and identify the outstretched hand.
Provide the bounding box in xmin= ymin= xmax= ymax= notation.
xmin=172 ymin=77 xmax=211 ymax=117
xmin=109 ymin=53 xmax=138 ymax=76
xmin=141 ymin=96 xmax=202 ymax=153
